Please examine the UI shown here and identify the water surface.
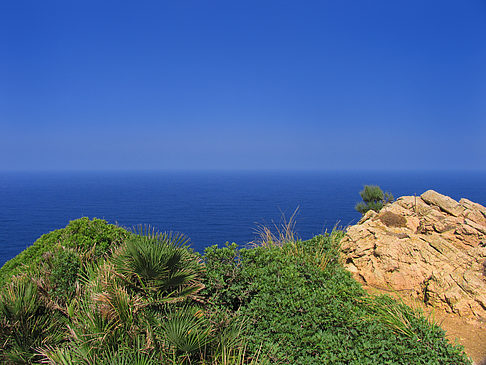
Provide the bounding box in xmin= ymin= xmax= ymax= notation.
xmin=1 ymin=170 xmax=485 ymax=266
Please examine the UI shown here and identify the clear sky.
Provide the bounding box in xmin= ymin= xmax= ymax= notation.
xmin=1 ymin=1 xmax=485 ymax=171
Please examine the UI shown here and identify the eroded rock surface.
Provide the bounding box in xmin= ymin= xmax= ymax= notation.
xmin=341 ymin=190 xmax=486 ymax=318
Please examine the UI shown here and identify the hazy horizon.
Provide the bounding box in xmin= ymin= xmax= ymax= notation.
xmin=2 ymin=168 xmax=486 ymax=173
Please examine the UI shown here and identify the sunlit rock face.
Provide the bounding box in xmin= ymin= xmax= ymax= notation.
xmin=341 ymin=190 xmax=486 ymax=319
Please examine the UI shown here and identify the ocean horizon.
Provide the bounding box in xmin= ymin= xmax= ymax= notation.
xmin=1 ymin=169 xmax=485 ymax=267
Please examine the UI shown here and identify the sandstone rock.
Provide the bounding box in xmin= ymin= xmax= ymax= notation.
xmin=341 ymin=190 xmax=486 ymax=319
xmin=421 ymin=190 xmax=463 ymax=217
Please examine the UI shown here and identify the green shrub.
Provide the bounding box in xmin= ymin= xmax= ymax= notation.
xmin=355 ymin=185 xmax=394 ymax=215
xmin=50 ymin=248 xmax=81 ymax=302
xmin=0 ymin=217 xmax=129 ymax=286
xmin=203 ymin=235 xmax=471 ymax=364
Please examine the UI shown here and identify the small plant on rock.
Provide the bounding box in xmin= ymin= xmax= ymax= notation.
xmin=355 ymin=185 xmax=394 ymax=215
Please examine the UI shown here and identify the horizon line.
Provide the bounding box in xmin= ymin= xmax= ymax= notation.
xmin=1 ymin=168 xmax=486 ymax=173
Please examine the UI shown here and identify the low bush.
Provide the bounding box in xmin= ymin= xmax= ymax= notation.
xmin=203 ymin=235 xmax=471 ymax=364
xmin=49 ymin=248 xmax=81 ymax=302
xmin=0 ymin=217 xmax=129 ymax=287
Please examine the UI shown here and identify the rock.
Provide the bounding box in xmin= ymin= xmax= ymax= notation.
xmin=359 ymin=209 xmax=377 ymax=224
xmin=341 ymin=190 xmax=486 ymax=319
xmin=421 ymin=190 xmax=463 ymax=217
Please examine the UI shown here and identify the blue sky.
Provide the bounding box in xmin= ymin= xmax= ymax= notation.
xmin=1 ymin=1 xmax=485 ymax=171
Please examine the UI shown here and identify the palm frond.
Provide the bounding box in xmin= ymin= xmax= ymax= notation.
xmin=159 ymin=306 xmax=213 ymax=354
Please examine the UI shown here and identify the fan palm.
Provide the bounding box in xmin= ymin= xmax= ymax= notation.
xmin=111 ymin=230 xmax=204 ymax=305
xmin=160 ymin=306 xmax=213 ymax=354
xmin=0 ymin=277 xmax=64 ymax=364
xmin=40 ymin=336 xmax=158 ymax=365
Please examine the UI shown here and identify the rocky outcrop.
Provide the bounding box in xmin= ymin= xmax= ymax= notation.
xmin=341 ymin=190 xmax=486 ymax=318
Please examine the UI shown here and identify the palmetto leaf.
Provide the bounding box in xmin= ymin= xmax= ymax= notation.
xmin=39 ymin=345 xmax=80 ymax=365
xmin=98 ymin=341 xmax=157 ymax=365
xmin=0 ymin=278 xmax=65 ymax=364
xmin=159 ymin=306 xmax=213 ymax=354
xmin=0 ymin=278 xmax=39 ymax=320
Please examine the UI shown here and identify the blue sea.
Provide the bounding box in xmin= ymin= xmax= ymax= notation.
xmin=1 ymin=170 xmax=485 ymax=267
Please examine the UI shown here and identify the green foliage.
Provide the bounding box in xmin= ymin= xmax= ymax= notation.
xmin=202 ymin=243 xmax=247 ymax=313
xmin=111 ymin=231 xmax=204 ymax=305
xmin=40 ymin=337 xmax=158 ymax=365
xmin=0 ymin=278 xmax=65 ymax=364
xmin=49 ymin=249 xmax=81 ymax=302
xmin=160 ymin=306 xmax=213 ymax=354
xmin=203 ymin=235 xmax=471 ymax=364
xmin=0 ymin=218 xmax=128 ymax=287
xmin=0 ymin=220 xmax=472 ymax=364
xmin=355 ymin=185 xmax=394 ymax=215
xmin=18 ymin=225 xmax=246 ymax=364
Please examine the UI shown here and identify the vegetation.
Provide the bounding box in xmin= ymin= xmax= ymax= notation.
xmin=0 ymin=217 xmax=128 ymax=288
xmin=203 ymin=235 xmax=469 ymax=364
xmin=355 ymin=185 xmax=394 ymax=215
xmin=0 ymin=218 xmax=471 ymax=364
xmin=378 ymin=211 xmax=407 ymax=228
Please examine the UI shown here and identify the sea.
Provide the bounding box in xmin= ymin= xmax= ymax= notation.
xmin=1 ymin=170 xmax=485 ymax=267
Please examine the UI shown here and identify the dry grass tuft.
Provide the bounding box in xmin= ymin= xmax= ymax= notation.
xmin=379 ymin=211 xmax=407 ymax=228
xmin=251 ymin=207 xmax=300 ymax=248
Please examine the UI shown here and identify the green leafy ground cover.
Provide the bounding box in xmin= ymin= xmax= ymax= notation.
xmin=203 ymin=235 xmax=469 ymax=364
xmin=0 ymin=218 xmax=472 ymax=364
